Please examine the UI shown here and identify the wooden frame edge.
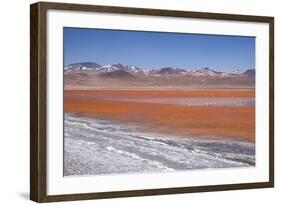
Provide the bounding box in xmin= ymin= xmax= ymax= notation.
xmin=30 ymin=2 xmax=48 ymax=202
xmin=30 ymin=2 xmax=39 ymax=202
xmin=37 ymin=1 xmax=274 ymax=22
xmin=40 ymin=181 xmax=273 ymax=203
xmin=269 ymin=17 xmax=274 ymax=188
xmin=30 ymin=1 xmax=274 ymax=202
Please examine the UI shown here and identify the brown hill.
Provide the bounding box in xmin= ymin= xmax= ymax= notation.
xmin=99 ymin=70 xmax=135 ymax=79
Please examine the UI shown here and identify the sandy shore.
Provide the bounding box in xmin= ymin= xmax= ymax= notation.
xmin=64 ymin=90 xmax=255 ymax=142
xmin=64 ymin=114 xmax=255 ymax=176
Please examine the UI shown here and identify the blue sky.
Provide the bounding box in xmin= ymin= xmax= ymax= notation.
xmin=64 ymin=27 xmax=255 ymax=72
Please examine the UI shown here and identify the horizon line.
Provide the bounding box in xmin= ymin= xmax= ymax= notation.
xmin=65 ymin=61 xmax=255 ymax=72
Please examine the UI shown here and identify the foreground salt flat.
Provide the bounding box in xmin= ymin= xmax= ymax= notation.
xmin=64 ymin=114 xmax=255 ymax=176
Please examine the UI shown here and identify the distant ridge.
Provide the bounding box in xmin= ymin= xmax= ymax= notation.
xmin=65 ymin=62 xmax=101 ymax=71
xmin=99 ymin=70 xmax=135 ymax=79
xmin=243 ymin=69 xmax=255 ymax=77
xmin=192 ymin=68 xmax=222 ymax=77
xmin=65 ymin=61 xmax=255 ymax=78
xmin=153 ymin=67 xmax=187 ymax=75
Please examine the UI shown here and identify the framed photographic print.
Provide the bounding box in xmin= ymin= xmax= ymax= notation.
xmin=30 ymin=1 xmax=274 ymax=202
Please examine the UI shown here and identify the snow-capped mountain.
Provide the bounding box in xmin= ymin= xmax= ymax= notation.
xmin=64 ymin=62 xmax=101 ymax=71
xmin=64 ymin=62 xmax=253 ymax=78
xmin=65 ymin=62 xmax=152 ymax=75
xmin=229 ymin=69 xmax=242 ymax=75
xmin=98 ymin=63 xmax=142 ymax=73
xmin=192 ymin=68 xmax=223 ymax=77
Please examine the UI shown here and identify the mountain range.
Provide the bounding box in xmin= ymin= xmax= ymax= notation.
xmin=65 ymin=62 xmax=254 ymax=78
xmin=64 ymin=62 xmax=255 ymax=89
